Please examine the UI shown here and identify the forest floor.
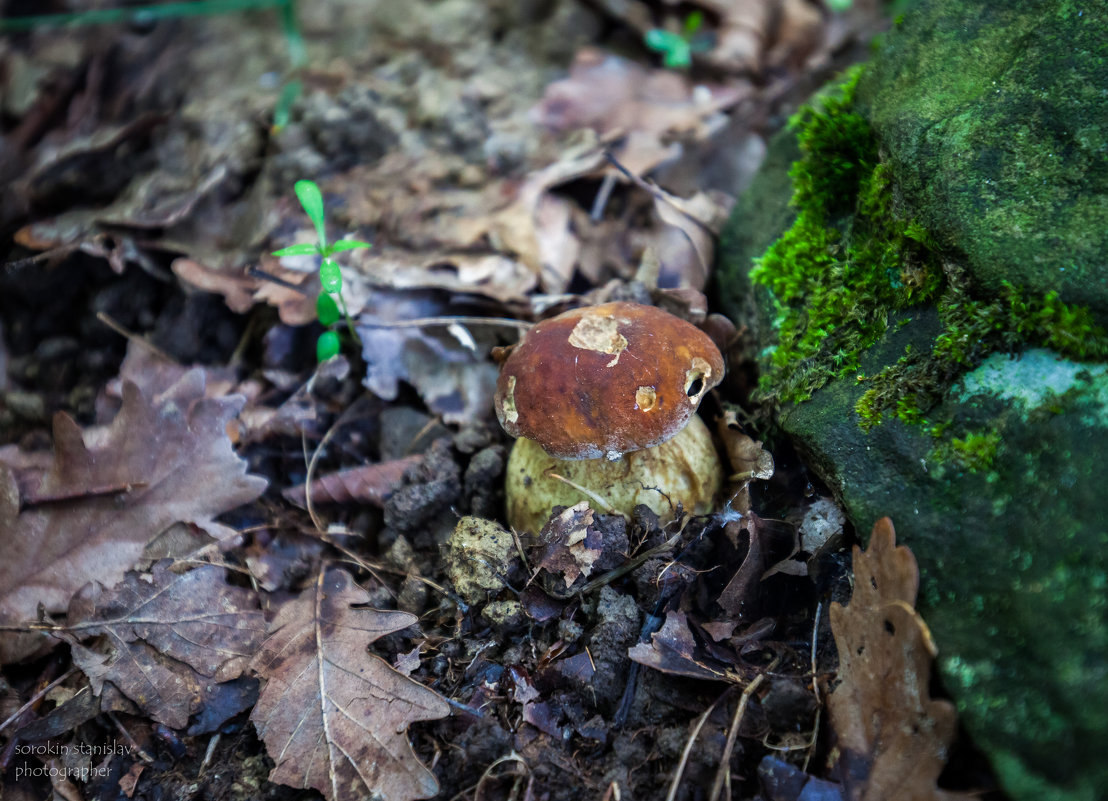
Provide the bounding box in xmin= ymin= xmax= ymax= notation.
xmin=0 ymin=1 xmax=1002 ymax=800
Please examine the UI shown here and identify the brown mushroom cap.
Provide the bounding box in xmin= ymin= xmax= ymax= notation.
xmin=494 ymin=302 xmax=725 ymax=460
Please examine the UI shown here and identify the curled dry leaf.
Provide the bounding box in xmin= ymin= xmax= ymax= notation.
xmin=628 ymin=609 xmax=743 ymax=683
xmin=250 ymin=569 xmax=450 ymax=801
xmin=828 ymin=518 xmax=971 ymax=801
xmin=716 ymin=514 xmax=798 ymax=619
xmin=0 ymin=372 xmax=266 ymax=664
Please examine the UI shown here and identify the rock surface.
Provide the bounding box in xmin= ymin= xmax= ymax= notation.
xmin=715 ymin=1 xmax=1108 ymax=799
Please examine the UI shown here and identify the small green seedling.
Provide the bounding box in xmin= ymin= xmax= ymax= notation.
xmin=272 ymin=179 xmax=371 ymax=362
xmin=644 ymin=10 xmax=707 ymax=69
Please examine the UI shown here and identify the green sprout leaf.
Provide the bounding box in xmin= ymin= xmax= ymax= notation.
xmin=319 ymin=258 xmax=342 ymax=293
xmin=272 ymin=79 xmax=302 ymax=132
xmin=663 ymin=40 xmax=692 ymax=68
xmin=293 ymin=179 xmax=327 ymax=249
xmin=271 ymin=242 xmax=322 ymax=257
xmin=645 ymin=28 xmax=684 ymax=52
xmin=683 ymin=10 xmax=704 ymax=36
xmin=316 ymin=330 xmax=341 ymax=362
xmin=826 ymin=0 xmax=852 ymax=10
xmin=644 ymin=28 xmax=692 ymax=68
xmin=316 ymin=292 xmax=341 ymax=326
xmin=328 ymin=239 xmax=374 ymax=253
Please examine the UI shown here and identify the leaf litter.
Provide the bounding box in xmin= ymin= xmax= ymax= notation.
xmin=0 ymin=1 xmax=998 ymax=800
xmin=250 ymin=569 xmax=450 ymax=801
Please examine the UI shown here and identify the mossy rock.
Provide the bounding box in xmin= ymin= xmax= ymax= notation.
xmin=715 ymin=1 xmax=1108 ymax=798
xmin=858 ymin=1 xmax=1108 ymax=315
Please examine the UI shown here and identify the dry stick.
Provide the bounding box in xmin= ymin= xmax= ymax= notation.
xmin=709 ymin=655 xmax=782 ymax=801
xmin=357 ymin=316 xmax=532 ymax=332
xmin=0 ymin=668 xmax=78 ymax=737
xmin=20 ymin=481 xmax=147 ymax=508
xmin=589 ymin=171 xmax=619 ymax=221
xmin=96 ymin=311 xmax=178 ymax=364
xmin=664 ymin=688 xmax=731 ymax=801
xmin=603 ymin=150 xmax=714 ymax=234
xmin=803 ymin=601 xmax=823 ymax=773
xmin=106 ymin=711 xmax=154 ymax=764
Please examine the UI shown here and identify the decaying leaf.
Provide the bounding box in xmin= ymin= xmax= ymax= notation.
xmin=356 ymin=291 xmax=502 ymax=425
xmin=532 ymin=502 xmax=604 ymax=589
xmin=716 ymin=513 xmax=798 ymax=618
xmin=62 ymin=561 xmax=266 ymax=728
xmin=717 ymin=408 xmax=775 ymax=520
xmin=0 ymin=372 xmax=266 ymax=664
xmin=250 ymin=569 xmax=450 ymax=801
xmin=531 ymin=48 xmax=746 ymax=142
xmin=828 ymin=518 xmax=969 ymax=801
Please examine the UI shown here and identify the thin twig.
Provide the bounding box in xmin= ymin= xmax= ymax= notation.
xmin=247 ymin=266 xmax=309 ymax=294
xmin=603 ymin=150 xmax=713 ymax=234
xmin=709 ymin=655 xmax=781 ymax=801
xmin=544 ymin=471 xmax=626 ymax=519
xmin=107 ymin=712 xmax=154 ymax=763
xmin=96 ymin=311 xmax=178 ymax=363
xmin=359 ymin=315 xmax=532 ymax=332
xmin=664 ymin=688 xmax=730 ymax=801
xmin=0 ymin=668 xmax=78 ymax=737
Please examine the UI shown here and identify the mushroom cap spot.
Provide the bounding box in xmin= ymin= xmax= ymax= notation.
xmin=494 ymin=302 xmax=725 ymax=459
xmin=568 ymin=314 xmax=628 ymax=367
xmin=498 ymin=375 xmax=518 ymax=425
xmin=636 ymin=386 xmax=658 ymax=411
xmin=684 ymin=357 xmax=715 ymax=403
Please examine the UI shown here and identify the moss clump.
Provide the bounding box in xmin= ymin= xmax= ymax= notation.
xmin=751 ymin=66 xmax=1108 ymax=433
xmin=752 ymin=66 xmax=943 ymax=405
xmin=937 ymin=430 xmax=1002 ymax=474
xmin=857 ymin=273 xmax=1108 ymax=430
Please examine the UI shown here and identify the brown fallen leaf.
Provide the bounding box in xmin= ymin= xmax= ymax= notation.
xmin=61 ymin=561 xmax=266 ymax=728
xmin=828 ymin=518 xmax=970 ymax=801
xmin=171 ymin=257 xmax=258 ymax=314
xmin=283 ymin=455 xmax=425 ymax=508
xmin=0 ymin=371 xmax=267 ymax=664
xmin=250 ymin=569 xmax=450 ymax=801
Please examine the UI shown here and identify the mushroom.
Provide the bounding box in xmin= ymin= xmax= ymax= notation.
xmin=496 ymin=302 xmax=726 ymax=534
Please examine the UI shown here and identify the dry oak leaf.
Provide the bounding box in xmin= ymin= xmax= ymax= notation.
xmin=0 ymin=371 xmax=267 ymax=665
xmin=250 ymin=569 xmax=450 ymax=801
xmin=828 ymin=518 xmax=971 ymax=801
xmin=62 ymin=561 xmax=266 ymax=729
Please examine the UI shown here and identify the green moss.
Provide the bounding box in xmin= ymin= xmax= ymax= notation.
xmin=751 ymin=65 xmax=1108 ymax=434
xmin=751 ymin=66 xmax=944 ymax=405
xmin=943 ymin=430 xmax=1003 ymax=473
xmin=857 ymin=273 xmax=1108 ymax=430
